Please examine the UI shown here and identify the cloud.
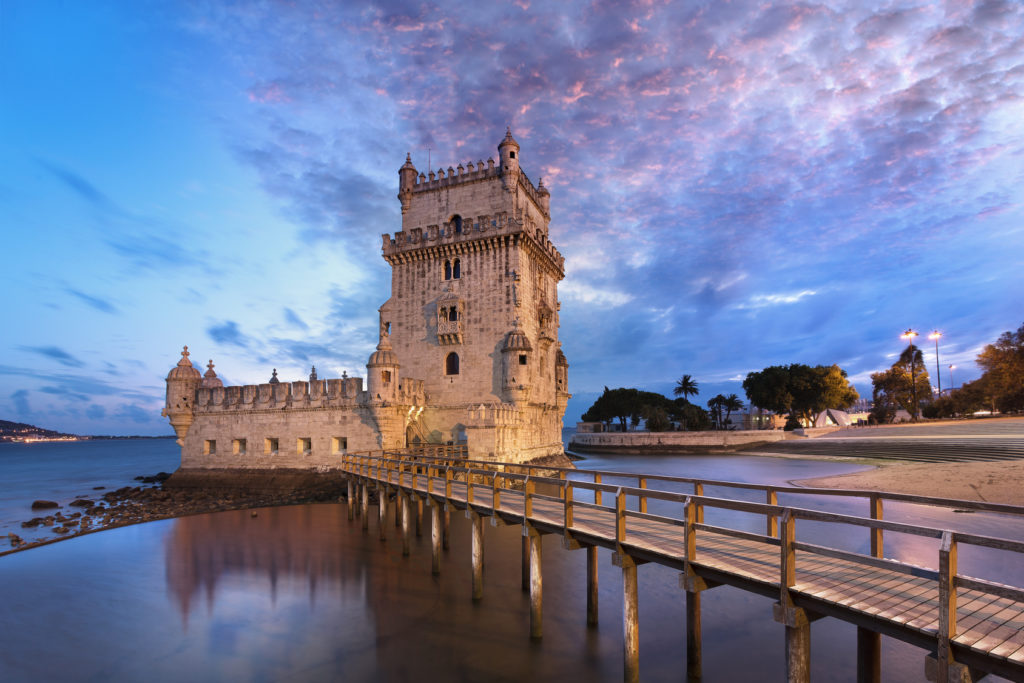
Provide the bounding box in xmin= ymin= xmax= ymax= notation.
xmin=85 ymin=404 xmax=106 ymax=419
xmin=20 ymin=345 xmax=85 ymax=368
xmin=114 ymin=403 xmax=154 ymax=424
xmin=38 ymin=160 xmax=114 ymax=207
xmin=12 ymin=389 xmax=31 ymax=417
xmin=65 ymin=288 xmax=119 ymax=314
xmin=207 ymin=321 xmax=249 ymax=348
xmin=283 ymin=307 xmax=309 ymax=330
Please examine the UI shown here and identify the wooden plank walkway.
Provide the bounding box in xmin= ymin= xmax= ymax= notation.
xmin=341 ymin=451 xmax=1024 ymax=683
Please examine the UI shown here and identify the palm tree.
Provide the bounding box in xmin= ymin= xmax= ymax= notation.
xmin=707 ymin=395 xmax=725 ymax=430
xmin=722 ymin=394 xmax=743 ymax=429
xmin=674 ymin=374 xmax=699 ymax=400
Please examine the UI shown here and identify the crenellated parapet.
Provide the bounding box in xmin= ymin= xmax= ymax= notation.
xmin=467 ymin=402 xmax=521 ymax=428
xmin=412 ymin=157 xmax=500 ymax=192
xmin=195 ymin=376 xmax=366 ymax=413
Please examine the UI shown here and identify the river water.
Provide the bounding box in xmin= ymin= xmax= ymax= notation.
xmin=0 ymin=441 xmax=1021 ymax=682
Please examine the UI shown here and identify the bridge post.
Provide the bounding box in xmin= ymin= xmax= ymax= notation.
xmin=431 ymin=499 xmax=441 ymax=575
xmin=587 ymin=545 xmax=599 ymax=627
xmin=347 ymin=479 xmax=354 ymax=521
xmin=378 ymin=486 xmax=388 ymax=541
xmin=443 ymin=505 xmax=451 ymax=550
xmin=775 ymin=509 xmax=814 ymax=683
xmin=525 ymin=525 xmax=543 ymax=639
xmin=401 ymin=492 xmax=411 ymax=556
xmin=858 ymin=494 xmax=884 ymax=683
xmin=471 ymin=511 xmax=484 ymax=601
xmin=416 ymin=497 xmax=424 ymax=537
xmin=615 ymin=551 xmax=640 ymax=683
xmin=361 ymin=482 xmax=369 ymax=531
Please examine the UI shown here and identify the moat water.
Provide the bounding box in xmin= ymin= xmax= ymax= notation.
xmin=1 ymin=442 xmax=1021 ymax=681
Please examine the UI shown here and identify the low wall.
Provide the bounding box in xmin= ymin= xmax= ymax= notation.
xmin=567 ymin=430 xmax=789 ymax=454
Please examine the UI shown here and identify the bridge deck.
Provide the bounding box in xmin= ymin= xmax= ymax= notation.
xmin=343 ymin=453 xmax=1024 ymax=681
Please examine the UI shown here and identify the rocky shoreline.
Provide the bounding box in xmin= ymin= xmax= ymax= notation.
xmin=4 ymin=470 xmax=348 ymax=555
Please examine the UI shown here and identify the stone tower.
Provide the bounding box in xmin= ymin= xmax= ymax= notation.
xmin=380 ymin=130 xmax=570 ymax=461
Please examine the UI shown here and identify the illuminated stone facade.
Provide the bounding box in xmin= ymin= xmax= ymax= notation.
xmin=163 ymin=131 xmax=570 ymax=467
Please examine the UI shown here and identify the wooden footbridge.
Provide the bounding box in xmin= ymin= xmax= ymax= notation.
xmin=339 ymin=449 xmax=1024 ymax=682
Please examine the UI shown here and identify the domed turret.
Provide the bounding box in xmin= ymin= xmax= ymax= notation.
xmin=537 ymin=176 xmax=550 ymax=215
xmin=398 ymin=153 xmax=417 ymax=214
xmin=501 ymin=321 xmax=532 ymax=403
xmin=162 ymin=346 xmax=202 ymax=445
xmin=498 ymin=127 xmax=520 ymax=190
xmin=367 ymin=332 xmax=400 ymax=402
xmin=201 ymin=360 xmax=223 ymax=389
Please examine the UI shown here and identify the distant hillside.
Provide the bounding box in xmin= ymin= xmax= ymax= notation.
xmin=0 ymin=419 xmax=77 ymax=440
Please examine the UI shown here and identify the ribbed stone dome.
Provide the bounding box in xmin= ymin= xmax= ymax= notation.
xmin=367 ymin=334 xmax=400 ymax=367
xmin=167 ymin=346 xmax=201 ymax=380
xmin=502 ymin=327 xmax=533 ymax=352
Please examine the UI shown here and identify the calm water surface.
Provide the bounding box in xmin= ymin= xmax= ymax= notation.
xmin=1 ymin=443 xmax=1021 ymax=682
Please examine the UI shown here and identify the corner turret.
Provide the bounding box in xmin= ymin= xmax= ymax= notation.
xmin=398 ymin=153 xmax=417 ymax=215
xmin=537 ymin=176 xmax=550 ymax=216
xmin=366 ymin=331 xmax=400 ymax=403
xmin=498 ymin=127 xmax=520 ymax=191
xmin=162 ymin=346 xmax=202 ymax=445
xmin=501 ymin=321 xmax=532 ymax=404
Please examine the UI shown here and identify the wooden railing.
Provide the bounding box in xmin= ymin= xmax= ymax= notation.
xmin=339 ymin=449 xmax=1024 ymax=682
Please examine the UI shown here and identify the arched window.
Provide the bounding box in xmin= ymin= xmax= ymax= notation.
xmin=445 ymin=352 xmax=460 ymax=375
xmin=444 ymin=260 xmax=452 ymax=280
xmin=449 ymin=306 xmax=458 ymax=321
xmin=452 ymin=258 xmax=461 ymax=279
xmin=452 ymin=214 xmax=463 ymax=234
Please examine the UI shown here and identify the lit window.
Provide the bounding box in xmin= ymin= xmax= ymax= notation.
xmin=232 ymin=438 xmax=246 ymax=455
xmin=265 ymin=438 xmax=279 ymax=455
xmin=298 ymin=437 xmax=312 ymax=455
xmin=203 ymin=439 xmax=216 ymax=455
xmin=445 ymin=352 xmax=460 ymax=375
xmin=331 ymin=437 xmax=348 ymax=454
xmin=382 ymin=370 xmax=391 ymax=383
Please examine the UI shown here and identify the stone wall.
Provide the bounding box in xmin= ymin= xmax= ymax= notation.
xmin=568 ymin=430 xmax=789 ymax=454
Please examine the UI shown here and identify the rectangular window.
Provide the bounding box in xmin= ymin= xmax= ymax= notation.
xmin=232 ymin=438 xmax=246 ymax=455
xmin=382 ymin=370 xmax=391 ymax=383
xmin=298 ymin=437 xmax=312 ymax=455
xmin=203 ymin=439 xmax=216 ymax=455
xmin=265 ymin=437 xmax=279 ymax=455
xmin=331 ymin=437 xmax=348 ymax=454
xmin=519 ymin=354 xmax=528 ymax=365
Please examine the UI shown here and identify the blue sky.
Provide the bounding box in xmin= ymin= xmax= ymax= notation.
xmin=2 ymin=0 xmax=1022 ymax=436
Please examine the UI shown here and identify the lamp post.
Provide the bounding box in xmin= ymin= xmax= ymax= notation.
xmin=928 ymin=331 xmax=942 ymax=395
xmin=949 ymin=365 xmax=956 ymax=392
xmin=901 ymin=329 xmax=919 ymax=420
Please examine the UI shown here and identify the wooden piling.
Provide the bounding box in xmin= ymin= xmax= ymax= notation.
xmin=857 ymin=628 xmax=881 ymax=683
xmin=443 ymin=505 xmax=451 ymax=550
xmin=401 ymin=492 xmax=411 ymax=556
xmin=686 ymin=590 xmax=702 ymax=681
xmin=522 ymin=535 xmax=529 ymax=591
xmin=528 ymin=528 xmax=543 ymax=639
xmin=378 ymin=486 xmax=387 ymax=541
xmin=361 ymin=482 xmax=369 ymax=531
xmin=621 ymin=553 xmax=640 ymax=683
xmin=471 ymin=512 xmax=484 ymax=600
xmin=587 ymin=545 xmax=599 ymax=627
xmin=347 ymin=479 xmax=354 ymax=520
xmin=416 ymin=497 xmax=423 ymax=537
xmin=785 ymin=611 xmax=811 ymax=683
xmin=431 ymin=500 xmax=441 ymax=575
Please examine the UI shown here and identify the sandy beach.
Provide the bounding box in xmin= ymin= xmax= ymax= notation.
xmin=797 ymin=459 xmax=1024 ymax=506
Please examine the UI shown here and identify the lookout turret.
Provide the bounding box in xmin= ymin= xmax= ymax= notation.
xmin=398 ymin=153 xmax=417 ymax=215
xmin=162 ymin=346 xmax=201 ymax=445
xmin=498 ymin=127 xmax=520 ymax=191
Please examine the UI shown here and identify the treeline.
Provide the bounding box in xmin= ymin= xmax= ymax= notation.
xmin=581 ymin=387 xmax=712 ymax=431
xmin=743 ymin=364 xmax=859 ymax=428
xmin=918 ymin=322 xmax=1024 ymax=419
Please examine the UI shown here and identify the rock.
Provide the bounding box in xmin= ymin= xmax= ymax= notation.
xmin=31 ymin=500 xmax=59 ymax=510
xmin=52 ymin=526 xmax=69 ymax=534
xmin=8 ymin=533 xmax=22 ymax=546
xmin=21 ymin=517 xmax=44 ymax=528
xmin=93 ymin=486 xmax=105 ymax=490
xmin=69 ymin=499 xmax=94 ymax=507
xmin=43 ymin=516 xmax=55 ymax=526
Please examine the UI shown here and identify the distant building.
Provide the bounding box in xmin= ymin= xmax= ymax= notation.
xmin=163 ymin=132 xmax=570 ymax=467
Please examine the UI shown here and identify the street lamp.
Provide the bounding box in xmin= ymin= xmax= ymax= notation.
xmin=949 ymin=365 xmax=956 ymax=392
xmin=928 ymin=331 xmax=942 ymax=395
xmin=901 ymin=329 xmax=919 ymax=420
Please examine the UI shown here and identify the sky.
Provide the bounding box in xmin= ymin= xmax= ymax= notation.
xmin=1 ymin=0 xmax=1022 ymax=436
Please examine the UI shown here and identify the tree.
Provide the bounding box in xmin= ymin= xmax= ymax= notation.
xmin=721 ymin=394 xmax=743 ymax=429
xmin=581 ymin=387 xmax=640 ymax=430
xmin=707 ymin=395 xmax=726 ymax=430
xmin=743 ymin=364 xmax=859 ymax=426
xmin=976 ymin=323 xmax=1024 ymax=412
xmin=870 ymin=348 xmax=930 ymax=422
xmin=673 ymin=374 xmax=699 ymax=400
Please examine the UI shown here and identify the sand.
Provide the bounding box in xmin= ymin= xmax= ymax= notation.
xmin=797 ymin=459 xmax=1024 ymax=506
